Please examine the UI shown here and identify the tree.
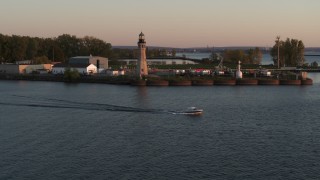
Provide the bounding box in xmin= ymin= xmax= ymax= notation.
xmin=310 ymin=61 xmax=318 ymax=68
xmin=64 ymin=67 xmax=80 ymax=82
xmin=171 ymin=49 xmax=176 ymax=57
xmin=0 ymin=34 xmax=6 ymax=63
xmin=38 ymin=38 xmax=65 ymax=62
xmin=56 ymin=34 xmax=81 ymax=60
xmin=223 ymin=49 xmax=246 ymax=63
xmin=9 ymin=35 xmax=28 ymax=62
xmin=270 ymin=37 xmax=305 ymax=67
xmin=81 ymin=36 xmax=112 ymax=57
xmin=33 ymin=56 xmax=50 ymax=64
xmin=247 ymin=47 xmax=262 ymax=64
xmin=26 ymin=37 xmax=39 ymax=60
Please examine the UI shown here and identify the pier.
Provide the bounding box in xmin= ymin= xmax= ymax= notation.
xmin=0 ymin=74 xmax=312 ymax=86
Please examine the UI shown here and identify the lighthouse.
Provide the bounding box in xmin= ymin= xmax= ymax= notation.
xmin=137 ymin=32 xmax=148 ymax=77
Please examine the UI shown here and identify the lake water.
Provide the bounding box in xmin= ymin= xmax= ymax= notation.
xmin=176 ymin=52 xmax=320 ymax=65
xmin=1 ymin=74 xmax=320 ymax=179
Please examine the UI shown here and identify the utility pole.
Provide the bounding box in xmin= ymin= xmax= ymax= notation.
xmin=276 ymin=36 xmax=280 ymax=69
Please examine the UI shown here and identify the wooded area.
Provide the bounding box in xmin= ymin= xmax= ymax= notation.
xmin=0 ymin=34 xmax=112 ymax=63
xmin=0 ymin=33 xmax=306 ymax=67
xmin=0 ymin=34 xmax=178 ymax=64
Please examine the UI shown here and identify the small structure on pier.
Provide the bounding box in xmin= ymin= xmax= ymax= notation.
xmin=236 ymin=60 xmax=243 ymax=79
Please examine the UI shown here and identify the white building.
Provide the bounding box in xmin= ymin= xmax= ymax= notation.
xmin=52 ymin=63 xmax=97 ymax=75
xmin=137 ymin=32 xmax=148 ymax=76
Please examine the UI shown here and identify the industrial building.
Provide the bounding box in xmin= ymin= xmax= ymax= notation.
xmin=69 ymin=56 xmax=108 ymax=69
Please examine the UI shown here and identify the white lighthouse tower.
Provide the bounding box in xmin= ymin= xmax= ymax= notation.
xmin=236 ymin=60 xmax=243 ymax=79
xmin=137 ymin=32 xmax=148 ymax=77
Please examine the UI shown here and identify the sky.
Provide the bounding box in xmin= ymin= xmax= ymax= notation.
xmin=0 ymin=0 xmax=319 ymax=48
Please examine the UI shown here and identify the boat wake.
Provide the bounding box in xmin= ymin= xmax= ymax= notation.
xmin=4 ymin=95 xmax=202 ymax=116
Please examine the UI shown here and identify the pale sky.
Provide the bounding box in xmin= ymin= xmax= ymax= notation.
xmin=0 ymin=0 xmax=319 ymax=47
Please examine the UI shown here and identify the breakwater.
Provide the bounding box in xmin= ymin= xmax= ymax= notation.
xmin=0 ymin=74 xmax=313 ymax=86
xmin=131 ymin=79 xmax=312 ymax=86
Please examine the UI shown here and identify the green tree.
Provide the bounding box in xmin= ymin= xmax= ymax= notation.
xmin=223 ymin=49 xmax=246 ymax=63
xmin=56 ymin=34 xmax=81 ymax=60
xmin=38 ymin=38 xmax=65 ymax=62
xmin=26 ymin=38 xmax=39 ymax=60
xmin=81 ymin=36 xmax=112 ymax=57
xmin=51 ymin=45 xmax=65 ymax=62
xmin=64 ymin=67 xmax=80 ymax=82
xmin=9 ymin=35 xmax=28 ymax=62
xmin=270 ymin=37 xmax=305 ymax=67
xmin=0 ymin=34 xmax=5 ymax=63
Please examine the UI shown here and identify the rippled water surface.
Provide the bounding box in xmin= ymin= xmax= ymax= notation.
xmin=1 ymin=74 xmax=320 ymax=179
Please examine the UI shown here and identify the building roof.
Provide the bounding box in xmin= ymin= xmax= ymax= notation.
xmin=71 ymin=56 xmax=92 ymax=59
xmin=53 ymin=63 xmax=94 ymax=68
xmin=69 ymin=56 xmax=108 ymax=64
xmin=139 ymin=32 xmax=144 ymax=36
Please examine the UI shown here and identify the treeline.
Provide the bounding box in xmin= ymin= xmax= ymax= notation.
xmin=223 ymin=47 xmax=262 ymax=64
xmin=0 ymin=34 xmax=112 ymax=63
xmin=211 ymin=37 xmax=306 ymax=67
xmin=0 ymin=33 xmax=178 ymax=64
xmin=110 ymin=48 xmax=175 ymax=60
xmin=0 ymin=33 xmax=306 ymax=67
xmin=207 ymin=47 xmax=263 ymax=65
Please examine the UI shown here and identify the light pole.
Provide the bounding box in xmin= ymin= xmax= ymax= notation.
xmin=276 ymin=36 xmax=280 ymax=69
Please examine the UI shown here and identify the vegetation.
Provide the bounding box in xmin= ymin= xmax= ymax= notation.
xmin=63 ymin=67 xmax=80 ymax=82
xmin=0 ymin=34 xmax=112 ymax=63
xmin=222 ymin=48 xmax=262 ymax=64
xmin=0 ymin=33 xmax=179 ymax=64
xmin=310 ymin=61 xmax=318 ymax=67
xmin=209 ymin=53 xmax=221 ymax=62
xmin=270 ymin=37 xmax=305 ymax=67
xmin=0 ymin=33 xmax=310 ymax=71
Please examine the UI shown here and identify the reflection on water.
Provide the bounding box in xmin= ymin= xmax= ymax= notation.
xmin=135 ymin=86 xmax=149 ymax=106
xmin=308 ymin=73 xmax=320 ymax=84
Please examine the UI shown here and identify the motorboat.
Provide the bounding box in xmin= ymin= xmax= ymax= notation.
xmin=183 ymin=107 xmax=203 ymax=115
